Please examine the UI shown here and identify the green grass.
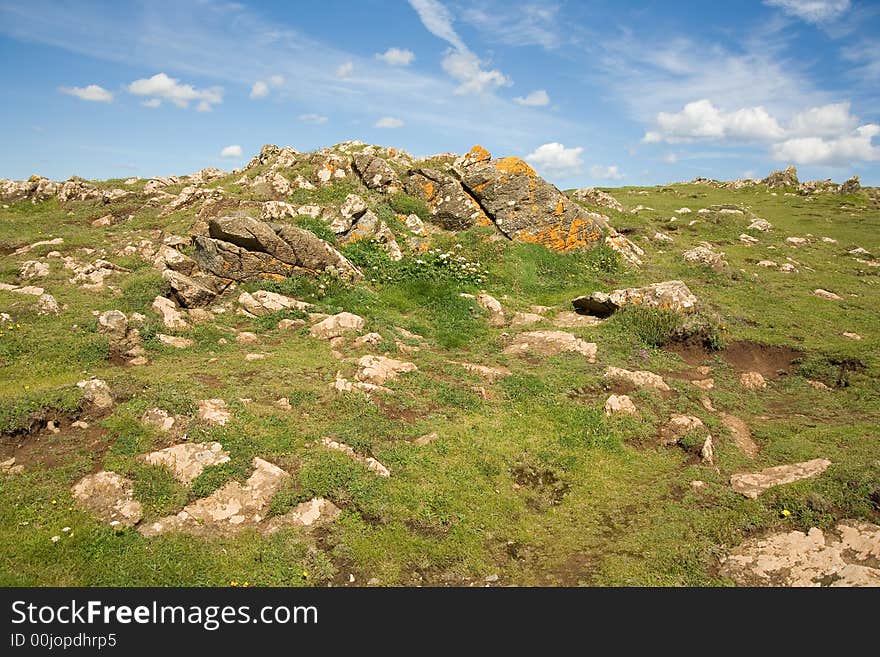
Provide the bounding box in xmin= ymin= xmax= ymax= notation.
xmin=1 ymin=176 xmax=878 ymax=587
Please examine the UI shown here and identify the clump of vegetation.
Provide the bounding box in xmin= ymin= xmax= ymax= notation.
xmin=343 ymin=240 xmax=488 ymax=287
xmin=295 ymin=215 xmax=337 ymax=244
xmin=612 ymin=306 xmax=725 ymax=350
xmin=388 ymin=192 xmax=430 ymax=222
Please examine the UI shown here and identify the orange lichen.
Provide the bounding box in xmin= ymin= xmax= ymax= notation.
xmin=419 ymin=180 xmax=435 ymax=200
xmin=494 ymin=157 xmax=536 ymax=177
xmin=516 ymin=217 xmax=601 ymax=252
xmin=388 ymin=148 xmax=398 ymax=157
xmin=466 ymin=145 xmax=492 ymax=164
xmin=555 ymin=199 xmax=564 ymax=216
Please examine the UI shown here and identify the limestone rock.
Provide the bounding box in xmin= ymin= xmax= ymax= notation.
xmin=405 ymin=167 xmax=489 ymax=230
xmin=747 ymin=218 xmax=772 ymax=232
xmin=198 ymin=399 xmax=231 ymax=426
xmin=140 ymin=442 xmax=230 ymax=485
xmin=355 ymin=355 xmax=417 ymax=385
xmin=321 ymin=437 xmax=390 ymax=477
xmin=263 ymin=497 xmax=341 ymax=534
xmin=572 ymin=280 xmax=697 ymax=317
xmin=309 ymin=312 xmax=364 ymax=339
xmin=153 ymin=244 xmax=196 ymax=276
xmin=604 ymin=366 xmax=670 ymax=392
xmin=455 ymin=362 xmax=511 ymax=382
xmin=731 ymin=458 xmax=832 ymax=498
xmin=604 ymin=394 xmax=637 ymax=416
xmin=239 ymin=290 xmax=310 ymax=317
xmin=20 ymin=260 xmax=49 ymax=279
xmin=503 ymin=331 xmax=597 ymax=361
xmin=683 ymin=244 xmax=725 ymax=270
xmin=660 ymin=415 xmax=705 ymax=446
xmin=72 ymin=471 xmax=142 ymax=527
xmin=157 ymin=334 xmax=194 ymax=348
xmin=76 ymin=378 xmax=113 ymax=411
xmin=813 ymin=288 xmax=842 ymax=301
xmin=721 ymin=521 xmax=880 ymax=586
xmin=740 ymin=371 xmax=766 ymax=390
xmin=36 ymin=293 xmax=60 ymax=315
xmin=762 ymin=166 xmax=798 ymax=188
xmin=839 ymin=175 xmax=860 ymax=194
xmin=552 ymin=311 xmax=602 ymax=328
xmin=163 ymin=269 xmax=220 ymax=308
xmin=571 ymin=187 xmax=625 ymax=212
xmin=352 ymin=154 xmax=401 ymax=193
xmin=151 ymin=296 xmax=189 ymax=329
xmin=476 ymin=292 xmax=505 ymax=326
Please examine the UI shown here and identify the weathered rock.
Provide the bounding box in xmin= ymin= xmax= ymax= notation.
xmin=731 ymin=458 xmax=832 ymax=498
xmin=786 ymin=236 xmax=809 ymax=246
xmin=510 ymin=311 xmax=544 ymax=327
xmin=321 ymin=437 xmax=390 ymax=477
xmin=659 ymin=415 xmax=706 ymax=446
xmin=718 ymin=413 xmax=759 ymax=457
xmin=151 ymin=296 xmax=189 ymax=329
xmin=683 ymin=244 xmax=725 ymax=270
xmin=36 ymin=293 xmax=59 ymax=315
xmin=260 ymin=201 xmax=297 ymax=220
xmin=263 ymin=497 xmax=341 ymax=534
xmin=141 ymin=408 xmax=180 ymax=433
xmin=163 ymin=269 xmax=220 ymax=308
xmin=77 ymin=378 xmax=113 ymax=411
xmin=740 ymin=233 xmax=759 ymax=245
xmin=140 ymin=442 xmax=230 ymax=485
xmin=355 ymin=355 xmax=417 ymax=385
xmin=192 ymin=216 xmax=360 ymax=282
xmin=456 ymin=146 xmax=609 ymax=251
xmin=157 ymin=334 xmax=194 ymax=348
xmin=197 ymin=399 xmax=231 ymax=426
xmin=604 ymin=366 xmax=670 ymax=392
xmin=153 ymin=244 xmax=196 ymax=276
xmin=72 ymin=471 xmax=142 ymax=527
xmin=503 ymin=331 xmax=597 ymax=361
xmin=721 ymin=520 xmax=880 ymax=587
xmin=813 ymin=288 xmax=842 ymax=301
xmin=762 ymin=166 xmax=798 ymax=188
xmin=238 ymin=290 xmax=310 ymax=317
xmin=740 ymin=371 xmax=766 ymax=390
xmin=604 ymin=394 xmax=637 ymax=416
xmin=839 ymin=175 xmax=860 ymax=194
xmin=455 ymin=361 xmax=511 ymax=382
xmin=747 ymin=218 xmax=772 ymax=232
xmin=571 ymin=187 xmax=625 ymax=212
xmin=352 ymin=154 xmax=401 ymax=193
xmin=572 ymin=280 xmax=697 ymax=317
xmin=354 ymin=332 xmax=383 ymax=347
xmin=476 ymin=293 xmax=505 ymax=326
xmin=405 ymin=167 xmax=489 ymax=230
xmin=552 ymin=311 xmax=602 ymax=328
xmin=20 ymin=260 xmax=49 ymax=279
xmin=139 ymin=458 xmax=289 ymax=537
xmin=310 ymin=312 xmax=365 ymax=339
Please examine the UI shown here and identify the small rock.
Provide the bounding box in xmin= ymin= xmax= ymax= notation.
xmin=198 ymin=399 xmax=231 ymax=426
xmin=813 ymin=289 xmax=842 ymax=301
xmin=740 ymin=371 xmax=766 ymax=390
xmin=604 ymin=394 xmax=637 ymax=416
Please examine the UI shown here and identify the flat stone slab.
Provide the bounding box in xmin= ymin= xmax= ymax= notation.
xmin=603 ymin=366 xmax=670 ymax=392
xmin=72 ymin=471 xmax=142 ymax=527
xmin=263 ymin=497 xmax=341 ymax=534
xmin=321 ymin=437 xmax=390 ymax=477
xmin=198 ymin=399 xmax=231 ymax=426
xmin=731 ymin=458 xmax=831 ymax=498
xmin=503 ymin=330 xmax=597 ymax=361
xmin=721 ymin=521 xmax=880 ymax=586
xmin=454 ymin=361 xmax=511 ymax=382
xmin=719 ymin=413 xmax=759 ymax=457
xmin=355 ymin=355 xmax=417 ymax=386
xmin=140 ymin=442 xmax=230 ymax=485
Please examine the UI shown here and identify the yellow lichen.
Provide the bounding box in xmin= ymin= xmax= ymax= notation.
xmin=495 ymin=157 xmax=536 ymax=177
xmin=555 ymin=199 xmax=564 ymax=216
xmin=467 ymin=145 xmax=492 ymax=164
xmin=516 ymin=217 xmax=601 ymax=252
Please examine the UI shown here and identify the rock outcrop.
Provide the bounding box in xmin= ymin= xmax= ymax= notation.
xmin=572 ymin=280 xmax=698 ymax=317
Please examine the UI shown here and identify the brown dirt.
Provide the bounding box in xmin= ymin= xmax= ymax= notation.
xmin=0 ymin=421 xmax=109 ymax=470
xmin=667 ymin=339 xmax=801 ymax=378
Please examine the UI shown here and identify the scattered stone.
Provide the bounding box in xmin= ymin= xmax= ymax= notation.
xmin=413 ymin=432 xmax=439 ymax=446
xmin=275 ymin=397 xmax=292 ymax=410
xmin=139 ymin=458 xmax=290 ymax=537
xmin=720 ymin=520 xmax=880 ymax=586
xmin=778 ymin=263 xmax=797 ymax=273
xmin=152 ymin=296 xmax=189 ymax=329
xmin=731 ymin=458 xmax=832 ymax=498
xmin=808 ymin=379 xmax=832 ymax=391
xmin=355 ymin=355 xmax=417 ymax=385
xmin=456 ymin=362 xmax=511 ymax=382
xmin=692 ymin=379 xmax=714 ymax=390
xmin=354 ymin=332 xmax=383 ymax=347
xmin=36 ymin=293 xmax=60 ymax=315
xmin=157 ymin=334 xmax=194 ymax=348
xmin=659 ymin=415 xmax=705 ymax=446
xmin=740 ymin=371 xmax=766 ymax=390
xmin=604 ymin=394 xmax=637 ymax=416
xmin=603 ymin=367 xmax=670 ymax=392
xmin=278 ymin=318 xmax=307 ymax=331
xmin=570 ymin=187 xmax=625 ymax=212
xmin=76 ymin=378 xmax=113 ymax=411
xmin=141 ymin=408 xmax=178 ymax=433
xmin=813 ymin=289 xmax=842 ymax=301
xmin=504 ymin=330 xmax=597 ymax=361
xmin=262 ymin=497 xmax=341 ymax=534
xmin=747 ymin=218 xmax=772 ymax=232
xmin=244 ymin=353 xmax=266 ymax=361
xmin=510 ymin=312 xmax=544 ymax=327
xmin=842 ymin=332 xmax=862 ymax=340
xmin=572 ymin=280 xmax=698 ymax=317
xmin=236 ymin=331 xmax=259 ymax=344
xmin=71 ymin=471 xmax=142 ymax=526
xmin=552 ymin=311 xmax=602 ymax=328
xmin=239 ymin=290 xmax=310 ymax=317
xmin=198 ymin=399 xmax=231 ymax=426
xmin=20 ymin=260 xmax=49 ymax=279
xmin=1 ymin=457 xmax=24 ymax=475
xmin=140 ymin=442 xmax=230 ymax=484
xmin=309 ymin=312 xmax=365 ymax=339
xmin=786 ymin=236 xmax=808 ymax=246
xmin=476 ymin=293 xmax=505 ymax=326
xmin=683 ymin=244 xmax=725 ymax=270
xmin=739 ymin=234 xmax=758 ymax=245
xmin=757 ymin=260 xmax=778 ymax=268
xmin=762 ymin=166 xmax=798 ymax=188
xmin=321 ymin=437 xmax=390 ymax=477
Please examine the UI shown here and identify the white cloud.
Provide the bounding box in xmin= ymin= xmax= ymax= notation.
xmin=663 ymin=153 xmax=678 ymax=164
xmin=250 ymin=75 xmax=283 ymax=99
xmin=297 ymin=113 xmax=328 ymax=125
xmin=336 ymin=61 xmax=354 ymax=78
xmin=643 ymin=100 xmax=785 ymax=143
xmin=589 ymin=165 xmax=624 ymax=180
xmin=525 ymin=142 xmax=584 ymax=177
xmin=788 ymin=101 xmax=859 ymax=137
xmin=250 ymin=80 xmax=269 ymax=99
xmin=409 ymin=0 xmax=511 ymax=96
xmin=376 ymin=47 xmax=415 ymax=66
xmin=408 ymin=0 xmax=466 ymax=51
xmin=127 ymin=72 xmax=222 ymax=110
xmin=514 ymin=89 xmax=550 ymax=107
xmin=220 ymin=144 xmax=243 ymax=158
xmin=441 ymin=49 xmax=510 ymax=95
xmin=142 ymin=98 xmax=161 ymax=108
xmin=764 ymin=0 xmax=850 ymax=23
xmin=374 ymin=116 xmax=404 ymax=129
xmin=59 ymin=84 xmax=113 ymax=102
xmin=772 ymin=124 xmax=880 ymax=165
xmin=462 ymin=3 xmax=564 ymax=50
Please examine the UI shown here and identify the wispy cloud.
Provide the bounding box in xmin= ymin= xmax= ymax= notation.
xmin=461 ymin=2 xmax=566 ymax=50
xmin=297 ymin=113 xmax=328 ymax=125
xmin=589 ymin=164 xmax=624 ymax=180
xmin=514 ymin=89 xmax=550 ymax=107
xmin=336 ymin=61 xmax=354 ymax=78
xmin=250 ymin=74 xmax=283 ymax=99
xmin=408 ymin=0 xmax=511 ymax=95
xmin=59 ymin=84 xmax=113 ymax=102
xmin=220 ymin=144 xmax=243 ymax=158
xmin=763 ymin=0 xmax=850 ymax=24
xmin=374 ymin=116 xmax=404 ymax=129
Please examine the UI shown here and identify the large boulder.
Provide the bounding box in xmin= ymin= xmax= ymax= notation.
xmin=352 ymin=154 xmax=401 ymax=193
xmin=405 ymin=167 xmax=490 ymax=230
xmin=454 ymin=146 xmax=609 ymax=251
xmin=572 ymin=280 xmax=698 ymax=317
xmin=571 ymin=187 xmax=625 ymax=212
xmin=192 ymin=216 xmax=360 ymax=282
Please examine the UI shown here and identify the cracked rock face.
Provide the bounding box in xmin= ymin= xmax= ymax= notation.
xmin=355 ymin=355 xmax=417 ymax=386
xmin=140 ymin=442 xmax=230 ymax=485
xmin=603 ymin=366 xmax=670 ymax=392
xmin=309 ymin=312 xmax=365 ymax=339
xmin=573 ymin=280 xmax=698 ymax=317
xmin=455 ymin=145 xmax=610 ymax=251
xmin=405 ymin=167 xmax=490 ymax=230
xmin=721 ymin=521 xmax=880 ymax=586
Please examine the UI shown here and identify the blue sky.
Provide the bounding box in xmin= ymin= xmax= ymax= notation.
xmin=0 ymin=0 xmax=878 ymax=187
